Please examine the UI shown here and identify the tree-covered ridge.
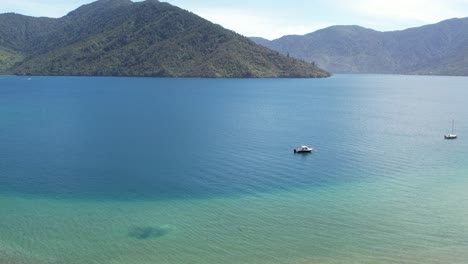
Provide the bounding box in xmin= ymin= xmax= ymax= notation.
xmin=251 ymin=18 xmax=468 ymax=76
xmin=0 ymin=46 xmax=23 ymax=73
xmin=0 ymin=0 xmax=329 ymax=78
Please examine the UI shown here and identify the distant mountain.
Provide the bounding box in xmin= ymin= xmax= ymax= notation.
xmin=0 ymin=0 xmax=329 ymax=78
xmin=249 ymin=37 xmax=271 ymax=47
xmin=251 ymin=18 xmax=468 ymax=75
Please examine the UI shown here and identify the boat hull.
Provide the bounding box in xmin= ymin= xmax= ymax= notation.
xmin=294 ymin=149 xmax=312 ymax=153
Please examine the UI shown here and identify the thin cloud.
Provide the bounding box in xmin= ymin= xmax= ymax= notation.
xmin=0 ymin=0 xmax=144 ymax=17
xmin=192 ymin=7 xmax=331 ymax=40
xmin=1 ymin=0 xmax=467 ymax=37
xmin=339 ymin=0 xmax=467 ymax=28
xmin=353 ymin=0 xmax=465 ymax=21
xmin=0 ymin=0 xmax=91 ymax=17
xmin=169 ymin=0 xmax=468 ymax=38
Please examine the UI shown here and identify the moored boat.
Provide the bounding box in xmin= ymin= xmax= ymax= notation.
xmin=445 ymin=134 xmax=457 ymax=139
xmin=444 ymin=120 xmax=457 ymax=139
xmin=294 ymin=146 xmax=313 ymax=153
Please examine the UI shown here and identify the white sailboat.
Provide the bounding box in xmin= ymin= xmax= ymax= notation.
xmin=444 ymin=120 xmax=457 ymax=139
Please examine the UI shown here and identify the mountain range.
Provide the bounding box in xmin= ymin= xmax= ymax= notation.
xmin=251 ymin=18 xmax=468 ymax=76
xmin=0 ymin=0 xmax=329 ymax=78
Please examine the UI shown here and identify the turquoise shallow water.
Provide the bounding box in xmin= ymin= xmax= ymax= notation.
xmin=0 ymin=75 xmax=467 ymax=263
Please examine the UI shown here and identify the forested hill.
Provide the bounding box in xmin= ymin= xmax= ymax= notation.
xmin=0 ymin=0 xmax=330 ymax=78
xmin=251 ymin=18 xmax=468 ymax=76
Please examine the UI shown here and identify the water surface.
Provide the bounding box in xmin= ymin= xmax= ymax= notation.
xmin=0 ymin=75 xmax=467 ymax=264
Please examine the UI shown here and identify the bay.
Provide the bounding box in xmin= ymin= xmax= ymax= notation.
xmin=0 ymin=75 xmax=467 ymax=263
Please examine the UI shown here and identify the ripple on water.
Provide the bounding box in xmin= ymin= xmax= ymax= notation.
xmin=1 ymin=76 xmax=468 ymax=264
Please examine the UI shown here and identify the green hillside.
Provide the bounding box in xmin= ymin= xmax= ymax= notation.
xmin=0 ymin=47 xmax=23 ymax=73
xmin=0 ymin=0 xmax=329 ymax=78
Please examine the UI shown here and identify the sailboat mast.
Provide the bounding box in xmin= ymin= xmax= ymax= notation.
xmin=444 ymin=120 xmax=458 ymax=139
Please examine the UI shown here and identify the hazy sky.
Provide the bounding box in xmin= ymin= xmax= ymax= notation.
xmin=1 ymin=0 xmax=467 ymax=39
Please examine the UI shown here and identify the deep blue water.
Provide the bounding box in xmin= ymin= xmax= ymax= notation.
xmin=0 ymin=75 xmax=466 ymax=200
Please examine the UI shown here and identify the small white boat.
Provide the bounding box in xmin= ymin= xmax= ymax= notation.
xmin=294 ymin=146 xmax=314 ymax=153
xmin=445 ymin=134 xmax=457 ymax=139
xmin=444 ymin=120 xmax=457 ymax=139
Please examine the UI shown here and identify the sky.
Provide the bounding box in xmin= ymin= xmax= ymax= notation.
xmin=1 ymin=0 xmax=467 ymax=39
